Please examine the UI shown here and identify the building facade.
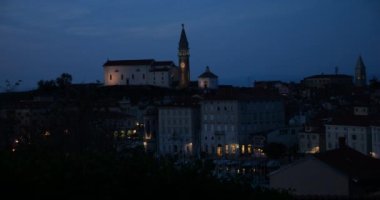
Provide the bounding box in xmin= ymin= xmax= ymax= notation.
xmin=298 ymin=125 xmax=324 ymax=154
xmin=103 ymin=24 xmax=190 ymax=88
xmin=158 ymin=104 xmax=200 ymax=157
xmin=325 ymin=123 xmax=370 ymax=155
xmin=200 ymin=95 xmax=285 ymax=158
xmin=103 ymin=59 xmax=178 ymax=88
xmin=198 ymin=66 xmax=218 ymax=90
xmin=370 ymin=125 xmax=380 ymax=158
xmin=302 ymin=74 xmax=353 ymax=89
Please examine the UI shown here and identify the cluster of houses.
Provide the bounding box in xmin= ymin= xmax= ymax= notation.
xmin=1 ymin=24 xmax=380 ymax=198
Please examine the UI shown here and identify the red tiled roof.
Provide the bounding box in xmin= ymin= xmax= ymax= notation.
xmin=103 ymin=59 xmax=155 ymax=66
xmin=315 ymin=147 xmax=380 ymax=181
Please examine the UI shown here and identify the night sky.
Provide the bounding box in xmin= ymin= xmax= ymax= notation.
xmin=1 ymin=0 xmax=379 ymax=90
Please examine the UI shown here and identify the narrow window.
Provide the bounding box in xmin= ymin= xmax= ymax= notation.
xmin=109 ymin=74 xmax=112 ymax=80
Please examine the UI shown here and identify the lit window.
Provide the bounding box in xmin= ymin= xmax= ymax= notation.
xmin=217 ymin=144 xmax=222 ymax=157
xmin=241 ymin=145 xmax=245 ymax=154
xmin=247 ymin=144 xmax=252 ymax=154
xmin=225 ymin=145 xmax=229 ymax=154
xmin=231 ymin=145 xmax=236 ymax=154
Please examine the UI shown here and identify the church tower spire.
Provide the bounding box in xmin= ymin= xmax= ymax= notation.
xmin=355 ymin=55 xmax=367 ymax=87
xmin=178 ymin=24 xmax=190 ymax=88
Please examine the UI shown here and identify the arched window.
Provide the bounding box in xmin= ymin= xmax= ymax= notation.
xmin=217 ymin=144 xmax=222 ymax=157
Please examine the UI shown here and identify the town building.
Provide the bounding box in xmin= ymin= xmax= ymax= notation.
xmin=266 ymin=126 xmax=301 ymax=149
xmin=298 ymin=125 xmax=324 ymax=154
xmin=270 ymin=144 xmax=380 ymax=198
xmin=355 ymin=55 xmax=367 ymax=87
xmin=198 ymin=66 xmax=218 ymax=90
xmin=302 ymin=74 xmax=353 ymax=89
xmin=103 ymin=59 xmax=178 ymax=88
xmin=200 ymin=92 xmax=285 ymax=158
xmin=103 ymin=24 xmax=191 ymax=88
xmin=157 ymin=100 xmax=200 ymax=157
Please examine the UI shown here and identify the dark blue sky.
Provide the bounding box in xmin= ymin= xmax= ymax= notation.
xmin=1 ymin=0 xmax=379 ymax=90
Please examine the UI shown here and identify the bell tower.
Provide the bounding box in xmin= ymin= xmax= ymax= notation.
xmin=355 ymin=55 xmax=367 ymax=87
xmin=178 ymin=24 xmax=190 ymax=88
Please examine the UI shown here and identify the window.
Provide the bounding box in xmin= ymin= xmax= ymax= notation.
xmin=121 ymin=74 xmax=124 ymax=80
xmin=217 ymin=144 xmax=222 ymax=157
xmin=231 ymin=145 xmax=236 ymax=154
xmin=247 ymin=144 xmax=252 ymax=154
xmin=132 ymin=74 xmax=134 ymax=79
xmin=225 ymin=145 xmax=229 ymax=154
xmin=142 ymin=74 xmax=145 ymax=79
xmin=109 ymin=74 xmax=112 ymax=80
xmin=352 ymin=135 xmax=357 ymax=140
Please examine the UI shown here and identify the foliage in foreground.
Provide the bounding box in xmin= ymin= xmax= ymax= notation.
xmin=0 ymin=146 xmax=292 ymax=199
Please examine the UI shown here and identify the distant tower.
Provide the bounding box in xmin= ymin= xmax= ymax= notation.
xmin=355 ymin=55 xmax=367 ymax=87
xmin=178 ymin=24 xmax=190 ymax=88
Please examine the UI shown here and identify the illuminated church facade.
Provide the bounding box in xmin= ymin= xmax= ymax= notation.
xmin=103 ymin=25 xmax=190 ymax=88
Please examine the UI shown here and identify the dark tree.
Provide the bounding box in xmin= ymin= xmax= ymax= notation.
xmin=56 ymin=73 xmax=72 ymax=88
xmin=263 ymin=142 xmax=288 ymax=159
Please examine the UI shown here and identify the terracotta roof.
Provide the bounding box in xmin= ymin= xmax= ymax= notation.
xmin=149 ymin=67 xmax=171 ymax=72
xmin=327 ymin=115 xmax=380 ymax=127
xmin=198 ymin=66 xmax=218 ymax=78
xmin=315 ymin=147 xmax=380 ymax=181
xmin=103 ymin=59 xmax=155 ymax=66
xmin=152 ymin=61 xmax=175 ymax=66
xmin=304 ymin=74 xmax=353 ymax=79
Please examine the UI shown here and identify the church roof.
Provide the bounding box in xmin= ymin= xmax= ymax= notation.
xmin=103 ymin=59 xmax=155 ymax=66
xmin=356 ymin=55 xmax=366 ymax=69
xmin=198 ymin=66 xmax=218 ymax=78
xmin=179 ymin=24 xmax=189 ymax=49
xmin=315 ymin=146 xmax=380 ymax=181
xmin=304 ymin=74 xmax=352 ymax=79
xmin=152 ymin=61 xmax=175 ymax=66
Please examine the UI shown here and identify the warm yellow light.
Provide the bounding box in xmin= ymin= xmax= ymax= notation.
xmin=217 ymin=146 xmax=222 ymax=157
xmin=247 ymin=144 xmax=252 ymax=154
xmin=241 ymin=145 xmax=245 ymax=154
xmin=44 ymin=131 xmax=51 ymax=136
xmin=15 ymin=139 xmax=19 ymax=144
xmin=143 ymin=142 xmax=147 ymax=146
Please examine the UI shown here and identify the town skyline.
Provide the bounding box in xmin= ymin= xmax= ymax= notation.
xmin=1 ymin=0 xmax=379 ymax=91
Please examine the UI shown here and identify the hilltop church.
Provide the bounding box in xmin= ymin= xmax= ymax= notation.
xmin=103 ymin=24 xmax=191 ymax=88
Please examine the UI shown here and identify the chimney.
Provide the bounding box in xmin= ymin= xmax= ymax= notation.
xmin=338 ymin=137 xmax=346 ymax=149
